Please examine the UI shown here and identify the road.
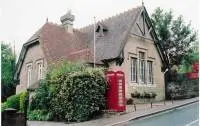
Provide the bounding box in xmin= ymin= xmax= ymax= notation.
xmin=128 ymin=102 xmax=199 ymax=126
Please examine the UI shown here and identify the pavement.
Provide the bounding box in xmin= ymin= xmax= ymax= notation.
xmin=28 ymin=97 xmax=199 ymax=126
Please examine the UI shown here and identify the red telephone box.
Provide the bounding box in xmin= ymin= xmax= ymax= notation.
xmin=106 ymin=71 xmax=126 ymax=112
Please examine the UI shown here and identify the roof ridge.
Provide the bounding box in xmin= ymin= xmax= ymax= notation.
xmin=79 ymin=6 xmax=142 ymax=31
xmin=46 ymin=22 xmax=60 ymax=27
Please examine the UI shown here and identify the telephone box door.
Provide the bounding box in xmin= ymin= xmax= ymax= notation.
xmin=116 ymin=71 xmax=126 ymax=111
xmin=106 ymin=71 xmax=116 ymax=110
xmin=106 ymin=71 xmax=126 ymax=112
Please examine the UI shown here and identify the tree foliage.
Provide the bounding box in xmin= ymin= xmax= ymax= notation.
xmin=1 ymin=42 xmax=16 ymax=102
xmin=151 ymin=7 xmax=198 ymax=67
xmin=2 ymin=92 xmax=29 ymax=113
xmin=179 ymin=44 xmax=199 ymax=73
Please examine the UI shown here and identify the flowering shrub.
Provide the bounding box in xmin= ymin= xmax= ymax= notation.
xmin=50 ymin=68 xmax=107 ymax=122
xmin=29 ymin=61 xmax=107 ymax=122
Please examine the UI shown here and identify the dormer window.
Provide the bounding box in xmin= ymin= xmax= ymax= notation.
xmin=96 ymin=23 xmax=108 ymax=37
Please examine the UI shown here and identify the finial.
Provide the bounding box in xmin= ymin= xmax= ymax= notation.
xmin=142 ymin=0 xmax=144 ymax=6
xmin=46 ymin=17 xmax=48 ymax=23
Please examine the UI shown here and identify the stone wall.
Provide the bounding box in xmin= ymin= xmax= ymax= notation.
xmin=166 ymin=78 xmax=199 ymax=100
xmin=108 ymin=35 xmax=165 ymax=101
xmin=16 ymin=43 xmax=47 ymax=94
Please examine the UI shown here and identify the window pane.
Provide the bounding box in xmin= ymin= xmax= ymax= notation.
xmin=139 ymin=52 xmax=145 ymax=59
xmin=38 ymin=62 xmax=43 ymax=80
xmin=27 ymin=65 xmax=32 ymax=87
xmin=131 ymin=57 xmax=137 ymax=82
xmin=140 ymin=60 xmax=145 ymax=83
xmin=148 ymin=61 xmax=153 ymax=84
xmin=139 ymin=52 xmax=145 ymax=83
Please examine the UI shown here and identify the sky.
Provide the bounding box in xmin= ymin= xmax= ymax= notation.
xmin=0 ymin=0 xmax=199 ymax=59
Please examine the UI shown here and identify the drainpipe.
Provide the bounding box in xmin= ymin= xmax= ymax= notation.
xmin=164 ymin=68 xmax=169 ymax=100
xmin=93 ymin=16 xmax=96 ymax=68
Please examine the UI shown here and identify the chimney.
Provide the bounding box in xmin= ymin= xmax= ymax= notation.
xmin=60 ymin=10 xmax=75 ymax=33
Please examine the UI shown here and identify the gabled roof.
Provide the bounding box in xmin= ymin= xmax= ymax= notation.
xmin=40 ymin=23 xmax=87 ymax=62
xmin=15 ymin=6 xmax=169 ymax=80
xmin=79 ymin=7 xmax=142 ymax=62
xmin=15 ymin=23 xmax=88 ymax=80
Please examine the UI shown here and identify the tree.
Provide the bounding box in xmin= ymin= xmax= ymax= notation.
xmin=151 ymin=7 xmax=198 ymax=67
xmin=179 ymin=41 xmax=199 ymax=73
xmin=1 ymin=42 xmax=16 ymax=102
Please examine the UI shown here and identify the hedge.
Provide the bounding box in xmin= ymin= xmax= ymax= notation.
xmin=29 ymin=61 xmax=107 ymax=122
xmin=19 ymin=91 xmax=29 ymax=113
xmin=28 ymin=109 xmax=53 ymax=121
xmin=29 ymin=81 xmax=52 ymax=111
xmin=1 ymin=102 xmax=8 ymax=112
xmin=6 ymin=93 xmax=21 ymax=110
xmin=1 ymin=91 xmax=29 ymax=113
xmin=50 ymin=70 xmax=107 ymax=122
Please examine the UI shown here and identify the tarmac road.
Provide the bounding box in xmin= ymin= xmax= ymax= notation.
xmin=128 ymin=102 xmax=199 ymax=126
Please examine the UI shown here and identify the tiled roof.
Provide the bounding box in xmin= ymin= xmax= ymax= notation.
xmin=79 ymin=7 xmax=142 ymax=62
xmin=40 ymin=23 xmax=87 ymax=63
xmin=15 ymin=6 xmax=168 ymax=80
xmin=21 ymin=6 xmax=143 ymax=64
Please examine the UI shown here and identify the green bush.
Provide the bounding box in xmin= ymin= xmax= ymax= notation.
xmin=51 ymin=69 xmax=107 ymax=122
xmin=131 ymin=92 xmax=140 ymax=98
xmin=29 ymin=61 xmax=107 ymax=122
xmin=126 ymin=98 xmax=134 ymax=105
xmin=134 ymin=91 xmax=140 ymax=98
xmin=2 ymin=92 xmax=29 ymax=113
xmin=28 ymin=110 xmax=53 ymax=121
xmin=139 ymin=93 xmax=145 ymax=99
xmin=28 ymin=78 xmax=58 ymax=121
xmin=151 ymin=92 xmax=157 ymax=98
xmin=29 ymin=81 xmax=53 ymax=111
xmin=1 ymin=102 xmax=8 ymax=112
xmin=6 ymin=93 xmax=21 ymax=110
xmin=144 ymin=92 xmax=151 ymax=99
xmin=28 ymin=81 xmax=54 ymax=121
xmin=19 ymin=91 xmax=29 ymax=113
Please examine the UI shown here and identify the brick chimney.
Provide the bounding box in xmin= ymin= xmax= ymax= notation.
xmin=60 ymin=10 xmax=75 ymax=33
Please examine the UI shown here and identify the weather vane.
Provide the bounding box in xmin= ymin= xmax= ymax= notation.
xmin=142 ymin=0 xmax=144 ymax=6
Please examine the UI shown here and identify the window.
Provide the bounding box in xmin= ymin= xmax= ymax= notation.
xmin=130 ymin=51 xmax=155 ymax=85
xmin=37 ymin=62 xmax=43 ymax=80
xmin=148 ymin=61 xmax=153 ymax=84
xmin=131 ymin=57 xmax=137 ymax=82
xmin=27 ymin=64 xmax=32 ymax=87
xmin=139 ymin=52 xmax=145 ymax=83
xmin=96 ymin=24 xmax=108 ymax=37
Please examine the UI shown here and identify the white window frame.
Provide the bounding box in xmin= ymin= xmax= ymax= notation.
xmin=36 ymin=60 xmax=43 ymax=80
xmin=26 ymin=63 xmax=32 ymax=87
xmin=139 ymin=52 xmax=145 ymax=84
xmin=147 ymin=61 xmax=153 ymax=84
xmin=129 ymin=47 xmax=156 ymax=87
xmin=130 ymin=57 xmax=137 ymax=82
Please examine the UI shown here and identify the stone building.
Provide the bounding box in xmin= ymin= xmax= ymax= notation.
xmin=15 ymin=6 xmax=168 ymax=101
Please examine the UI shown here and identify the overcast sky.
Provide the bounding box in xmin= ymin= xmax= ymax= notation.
xmin=0 ymin=0 xmax=199 ymax=58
